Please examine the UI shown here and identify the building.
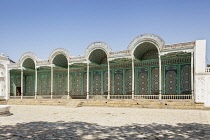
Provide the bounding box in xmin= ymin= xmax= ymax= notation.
xmin=0 ymin=53 xmax=14 ymax=99
xmin=1 ymin=34 xmax=210 ymax=107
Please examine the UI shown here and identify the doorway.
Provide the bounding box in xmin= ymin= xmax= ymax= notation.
xmin=16 ymin=87 xmax=21 ymax=96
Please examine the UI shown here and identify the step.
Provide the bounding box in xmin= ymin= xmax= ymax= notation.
xmin=6 ymin=99 xmax=206 ymax=110
xmin=7 ymin=99 xmax=70 ymax=106
xmin=0 ymin=100 xmax=7 ymax=105
xmin=66 ymin=100 xmax=85 ymax=107
xmin=82 ymin=100 xmax=205 ymax=110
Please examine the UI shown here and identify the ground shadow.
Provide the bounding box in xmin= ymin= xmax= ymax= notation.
xmin=0 ymin=121 xmax=210 ymax=139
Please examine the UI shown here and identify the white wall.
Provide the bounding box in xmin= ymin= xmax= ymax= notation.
xmin=205 ymin=76 xmax=210 ymax=107
xmin=0 ymin=54 xmax=12 ymax=100
xmin=194 ymin=40 xmax=207 ymax=103
xmin=195 ymin=75 xmax=205 ymax=103
xmin=194 ymin=40 xmax=206 ymax=73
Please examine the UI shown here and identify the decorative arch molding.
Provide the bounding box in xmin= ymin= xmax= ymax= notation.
xmin=49 ymin=48 xmax=70 ymax=64
xmin=85 ymin=42 xmax=112 ymax=59
xmin=128 ymin=34 xmax=165 ymax=55
xmin=19 ymin=52 xmax=37 ymax=66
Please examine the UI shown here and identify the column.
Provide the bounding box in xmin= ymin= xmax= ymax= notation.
xmin=107 ymin=60 xmax=110 ymax=99
xmin=132 ymin=56 xmax=135 ymax=99
xmin=87 ymin=61 xmax=89 ymax=99
xmin=35 ymin=67 xmax=38 ymax=99
xmin=67 ymin=64 xmax=70 ymax=99
xmin=21 ymin=68 xmax=23 ymax=99
xmin=191 ymin=52 xmax=194 ymax=101
xmin=51 ymin=64 xmax=53 ymax=99
xmin=5 ymin=67 xmax=10 ymax=100
xmin=159 ymin=55 xmax=162 ymax=100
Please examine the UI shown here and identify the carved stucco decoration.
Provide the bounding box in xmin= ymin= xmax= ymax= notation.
xmin=164 ymin=41 xmax=195 ymax=50
xmin=196 ymin=77 xmax=205 ymax=102
xmin=127 ymin=34 xmax=165 ymax=54
xmin=19 ymin=52 xmax=37 ymax=66
xmin=70 ymin=56 xmax=86 ymax=63
xmin=49 ymin=48 xmax=70 ymax=64
xmin=85 ymin=42 xmax=112 ymax=59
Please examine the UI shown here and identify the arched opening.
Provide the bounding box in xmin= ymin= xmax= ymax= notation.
xmin=22 ymin=58 xmax=35 ymax=69
xmin=22 ymin=58 xmax=36 ymax=97
xmin=133 ymin=42 xmax=160 ymax=96
xmin=89 ymin=49 xmax=108 ymax=64
xmin=53 ymin=54 xmax=68 ymax=68
xmin=52 ymin=54 xmax=68 ymax=97
xmin=134 ymin=42 xmax=158 ymax=61
xmin=88 ymin=49 xmax=108 ymax=96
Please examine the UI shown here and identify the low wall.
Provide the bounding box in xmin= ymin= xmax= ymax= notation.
xmin=195 ymin=74 xmax=210 ymax=107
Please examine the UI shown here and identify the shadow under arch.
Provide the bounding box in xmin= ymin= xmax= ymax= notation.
xmin=132 ymin=41 xmax=160 ymax=96
xmin=86 ymin=43 xmax=110 ymax=97
xmin=50 ymin=48 xmax=70 ymax=68
xmin=21 ymin=57 xmax=36 ymax=97
xmin=133 ymin=42 xmax=159 ymax=61
xmin=22 ymin=58 xmax=36 ymax=69
xmin=52 ymin=54 xmax=68 ymax=68
xmin=50 ymin=51 xmax=69 ymax=96
xmin=88 ymin=49 xmax=108 ymax=65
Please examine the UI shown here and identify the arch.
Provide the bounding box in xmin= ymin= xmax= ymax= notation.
xmin=133 ymin=42 xmax=159 ymax=60
xmin=128 ymin=34 xmax=165 ymax=55
xmin=49 ymin=48 xmax=70 ymax=64
xmin=19 ymin=52 xmax=37 ymax=68
xmin=85 ymin=42 xmax=111 ymax=60
xmin=89 ymin=49 xmax=108 ymax=64
xmin=22 ymin=58 xmax=35 ymax=69
xmin=52 ymin=54 xmax=68 ymax=67
xmin=49 ymin=48 xmax=70 ymax=67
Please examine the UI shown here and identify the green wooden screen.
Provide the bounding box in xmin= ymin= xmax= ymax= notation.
xmin=9 ymin=58 xmax=192 ymax=98
xmin=25 ymin=75 xmax=35 ymax=96
xmin=38 ymin=73 xmax=51 ymax=95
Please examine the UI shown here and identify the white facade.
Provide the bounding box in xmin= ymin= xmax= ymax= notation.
xmin=1 ymin=34 xmax=210 ymax=107
xmin=0 ymin=54 xmax=13 ymax=100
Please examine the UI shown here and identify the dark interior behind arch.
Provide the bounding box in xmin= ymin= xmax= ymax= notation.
xmin=22 ymin=58 xmax=35 ymax=69
xmin=134 ymin=42 xmax=158 ymax=61
xmin=53 ymin=54 xmax=68 ymax=68
xmin=89 ymin=49 xmax=107 ymax=64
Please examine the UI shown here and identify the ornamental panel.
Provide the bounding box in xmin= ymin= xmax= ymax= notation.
xmin=69 ymin=73 xmax=72 ymax=94
xmin=83 ymin=72 xmax=87 ymax=93
xmin=39 ymin=74 xmax=51 ymax=95
xmin=73 ymin=72 xmax=82 ymax=95
xmin=93 ymin=71 xmax=101 ymax=95
xmin=114 ymin=69 xmax=123 ymax=95
xmin=54 ymin=73 xmax=66 ymax=95
xmin=10 ymin=74 xmax=15 ymax=96
xmin=181 ymin=65 xmax=191 ymax=94
xmin=125 ymin=69 xmax=132 ymax=94
xmin=103 ymin=71 xmax=108 ymax=94
xmin=25 ymin=75 xmax=34 ymax=96
xmin=151 ymin=67 xmax=159 ymax=95
xmin=141 ymin=50 xmax=158 ymax=60
xmin=165 ymin=66 xmax=177 ymax=95
xmin=137 ymin=68 xmax=148 ymax=95
xmin=16 ymin=75 xmax=21 ymax=87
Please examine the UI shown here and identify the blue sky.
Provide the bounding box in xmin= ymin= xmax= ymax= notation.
xmin=0 ymin=0 xmax=210 ymax=63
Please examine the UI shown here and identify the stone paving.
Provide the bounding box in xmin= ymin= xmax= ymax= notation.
xmin=0 ymin=105 xmax=210 ymax=139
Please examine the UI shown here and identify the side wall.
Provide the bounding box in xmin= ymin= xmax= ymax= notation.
xmin=195 ymin=74 xmax=210 ymax=107
xmin=0 ymin=56 xmax=11 ymax=100
xmin=194 ymin=40 xmax=209 ymax=105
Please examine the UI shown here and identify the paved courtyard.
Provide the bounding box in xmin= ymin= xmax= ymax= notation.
xmin=0 ymin=105 xmax=210 ymax=139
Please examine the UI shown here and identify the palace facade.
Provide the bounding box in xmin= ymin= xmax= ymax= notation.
xmin=1 ymin=34 xmax=210 ymax=107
